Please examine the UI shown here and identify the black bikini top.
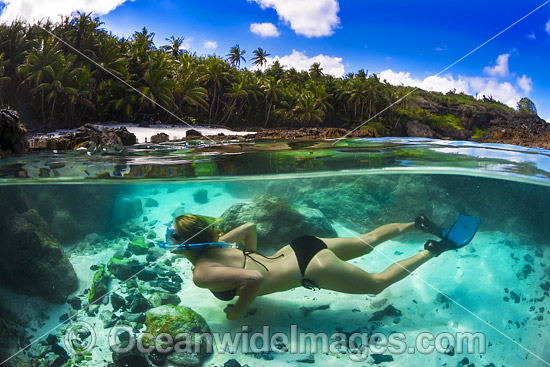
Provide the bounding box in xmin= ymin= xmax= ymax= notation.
xmin=210 ymin=249 xmax=284 ymax=301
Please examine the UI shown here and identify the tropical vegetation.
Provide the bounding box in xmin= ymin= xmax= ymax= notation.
xmin=0 ymin=13 xmax=526 ymax=134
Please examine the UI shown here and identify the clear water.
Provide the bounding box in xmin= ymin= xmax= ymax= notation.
xmin=1 ymin=138 xmax=549 ymax=367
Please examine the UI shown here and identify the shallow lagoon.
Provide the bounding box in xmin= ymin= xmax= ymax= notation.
xmin=1 ymin=138 xmax=549 ymax=367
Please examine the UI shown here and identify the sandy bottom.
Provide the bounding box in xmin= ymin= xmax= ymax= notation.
xmin=7 ymin=183 xmax=550 ymax=366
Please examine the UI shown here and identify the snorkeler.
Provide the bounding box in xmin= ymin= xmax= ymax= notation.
xmin=165 ymin=214 xmax=479 ymax=320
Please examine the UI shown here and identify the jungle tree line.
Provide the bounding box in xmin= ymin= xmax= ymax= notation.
xmin=0 ymin=13 xmax=519 ymax=131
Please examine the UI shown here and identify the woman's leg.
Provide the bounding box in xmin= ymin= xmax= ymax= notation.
xmin=319 ymin=222 xmax=416 ymax=261
xmin=307 ymin=248 xmax=434 ymax=294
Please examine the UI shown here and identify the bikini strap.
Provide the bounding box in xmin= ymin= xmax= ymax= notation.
xmin=242 ymin=250 xmax=284 ymax=271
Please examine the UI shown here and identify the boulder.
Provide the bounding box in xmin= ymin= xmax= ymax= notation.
xmin=193 ymin=189 xmax=209 ymax=204
xmin=0 ymin=200 xmax=78 ymax=303
xmin=22 ymin=185 xmax=118 ymax=245
xmin=186 ymin=129 xmax=202 ymax=137
xmin=145 ymin=305 xmax=211 ymax=367
xmin=89 ymin=266 xmax=111 ymax=304
xmin=150 ymin=132 xmax=169 ymax=143
xmin=220 ymin=194 xmax=337 ymax=254
xmin=29 ymin=123 xmax=136 ymax=151
xmin=406 ymin=120 xmax=435 ymax=138
xmin=0 ymin=109 xmax=28 ymax=155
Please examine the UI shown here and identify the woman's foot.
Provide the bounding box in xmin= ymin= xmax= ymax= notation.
xmin=415 ymin=214 xmax=443 ymax=238
xmin=424 ymin=238 xmax=459 ymax=256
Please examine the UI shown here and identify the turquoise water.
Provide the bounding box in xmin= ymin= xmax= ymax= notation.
xmin=1 ymin=138 xmax=550 ymax=367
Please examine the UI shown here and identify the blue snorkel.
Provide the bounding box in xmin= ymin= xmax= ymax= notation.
xmin=159 ymin=223 xmax=238 ymax=251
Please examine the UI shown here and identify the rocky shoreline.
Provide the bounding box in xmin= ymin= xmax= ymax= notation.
xmin=3 ymin=108 xmax=550 ymax=154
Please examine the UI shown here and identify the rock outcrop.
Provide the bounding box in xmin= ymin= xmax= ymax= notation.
xmin=144 ymin=305 xmax=211 ymax=367
xmin=0 ymin=109 xmax=28 ymax=155
xmin=220 ymin=194 xmax=337 ymax=254
xmin=29 ymin=123 xmax=136 ymax=151
xmin=0 ymin=187 xmax=78 ymax=303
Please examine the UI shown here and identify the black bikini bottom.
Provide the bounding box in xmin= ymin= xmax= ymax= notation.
xmin=289 ymin=235 xmax=328 ymax=290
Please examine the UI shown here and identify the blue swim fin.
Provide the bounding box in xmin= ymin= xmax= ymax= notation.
xmin=423 ymin=214 xmax=481 ymax=256
xmin=442 ymin=214 xmax=481 ymax=248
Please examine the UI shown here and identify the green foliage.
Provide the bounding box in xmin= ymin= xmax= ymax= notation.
xmin=472 ymin=128 xmax=485 ymax=138
xmin=517 ymin=97 xmax=537 ymax=115
xmin=0 ymin=13 xmax=523 ymax=131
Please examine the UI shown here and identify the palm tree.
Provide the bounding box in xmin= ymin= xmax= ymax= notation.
xmin=251 ymin=47 xmax=270 ymax=70
xmin=291 ymin=91 xmax=324 ymax=127
xmin=226 ymin=44 xmax=246 ymax=69
xmin=0 ymin=53 xmax=11 ymax=106
xmin=260 ymin=76 xmax=282 ymax=127
xmin=138 ymin=52 xmax=176 ymax=114
xmin=173 ymin=52 xmax=208 ymax=115
xmin=161 ymin=36 xmax=185 ymax=58
xmin=17 ymin=35 xmax=61 ymax=124
xmin=202 ymin=56 xmax=231 ymax=123
xmin=309 ymin=62 xmax=324 ymax=80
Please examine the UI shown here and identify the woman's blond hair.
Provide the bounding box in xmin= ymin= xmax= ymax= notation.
xmin=173 ymin=214 xmax=217 ymax=244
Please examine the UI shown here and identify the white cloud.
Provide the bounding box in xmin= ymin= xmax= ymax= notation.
xmin=379 ymin=70 xmax=470 ymax=94
xmin=517 ymin=74 xmax=533 ymax=95
xmin=203 ymin=40 xmax=218 ymax=50
xmin=546 ymin=18 xmax=550 ymax=34
xmin=181 ymin=37 xmax=193 ymax=50
xmin=248 ymin=0 xmax=340 ymax=37
xmin=264 ymin=50 xmax=345 ymax=77
xmin=527 ymin=31 xmax=536 ymax=40
xmin=0 ymin=0 xmax=132 ymax=23
xmin=250 ymin=22 xmax=280 ymax=37
xmin=468 ymin=77 xmax=519 ymax=107
xmin=483 ymin=53 xmax=510 ymax=77
xmin=379 ymin=69 xmax=528 ymax=109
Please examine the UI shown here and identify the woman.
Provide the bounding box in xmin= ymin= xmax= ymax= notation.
xmin=171 ymin=214 xmax=453 ymax=320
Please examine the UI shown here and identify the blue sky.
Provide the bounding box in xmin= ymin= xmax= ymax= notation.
xmin=1 ymin=0 xmax=549 ymax=120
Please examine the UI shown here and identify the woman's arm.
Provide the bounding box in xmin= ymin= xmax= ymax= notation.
xmin=219 ymin=223 xmax=257 ymax=251
xmin=193 ymin=263 xmax=263 ymax=319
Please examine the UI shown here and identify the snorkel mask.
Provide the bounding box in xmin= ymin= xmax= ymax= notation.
xmin=159 ymin=222 xmax=237 ymax=251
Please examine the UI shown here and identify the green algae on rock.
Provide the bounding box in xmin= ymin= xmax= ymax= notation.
xmin=145 ymin=305 xmax=211 ymax=367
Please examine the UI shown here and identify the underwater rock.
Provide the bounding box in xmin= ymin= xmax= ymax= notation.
xmin=129 ymin=236 xmax=149 ymax=255
xmin=112 ymin=351 xmax=149 ymax=367
xmin=220 ymin=194 xmax=337 ymax=254
xmin=144 ymin=198 xmax=159 ymax=207
xmin=145 ymin=305 xmax=211 ymax=367
xmin=129 ymin=293 xmax=152 ymax=313
xmin=68 ymin=296 xmax=82 ymax=310
xmin=368 ymin=305 xmax=402 ymax=322
xmin=137 ymin=268 xmax=157 ymax=282
xmin=299 ymin=304 xmax=330 ymax=317
xmin=224 ymin=359 xmax=242 ymax=367
xmin=150 ymin=292 xmax=181 ymax=307
xmin=0 ymin=205 xmax=78 ymax=303
xmin=371 ymin=353 xmax=394 ymax=364
xmin=89 ymin=265 xmax=111 ymax=304
xmin=121 ymin=198 xmax=144 ymax=223
xmin=21 ymin=185 xmax=118 ymax=245
xmin=112 ymin=293 xmax=127 ymax=311
xmin=0 ymin=109 xmax=28 ymax=155
xmin=296 ymin=354 xmax=315 ymax=363
xmin=108 ymin=258 xmax=145 ymax=281
xmin=148 ymin=350 xmax=167 ymax=366
xmin=193 ymin=189 xmax=209 ymax=204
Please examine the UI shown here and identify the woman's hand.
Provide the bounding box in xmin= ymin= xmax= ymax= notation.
xmin=224 ymin=304 xmax=241 ymax=320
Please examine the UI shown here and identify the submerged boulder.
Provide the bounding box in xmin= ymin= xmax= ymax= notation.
xmin=220 ymin=194 xmax=337 ymax=254
xmin=0 ymin=204 xmax=78 ymax=304
xmin=145 ymin=305 xmax=211 ymax=367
